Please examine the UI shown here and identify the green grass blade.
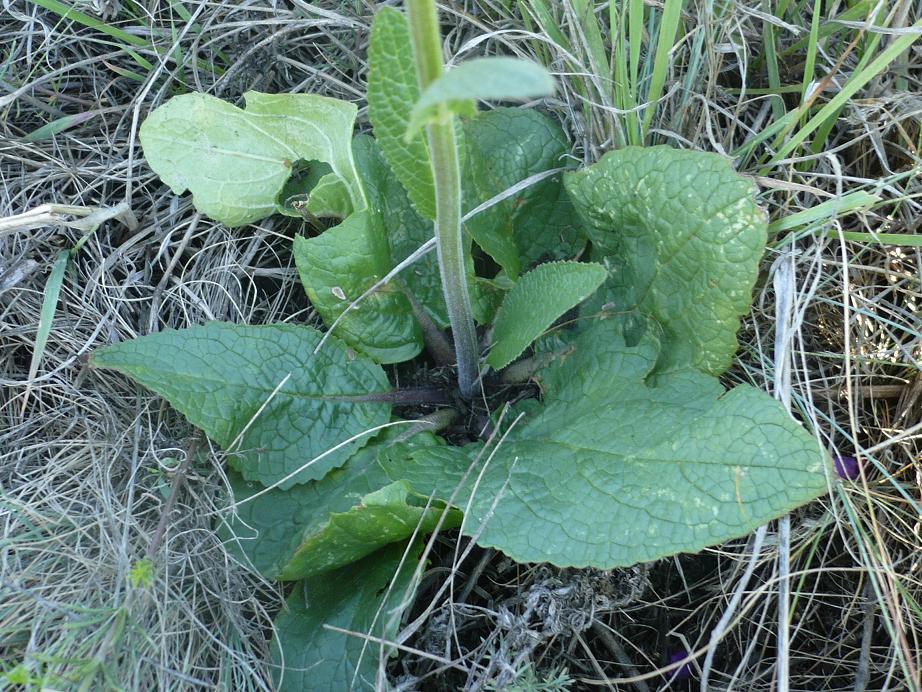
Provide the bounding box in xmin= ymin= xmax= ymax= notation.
xmin=822 ymin=231 xmax=922 ymax=247
xmin=21 ymin=249 xmax=69 ymax=414
xmin=808 ymin=3 xmax=888 ymax=156
xmin=28 ymin=0 xmax=222 ymax=78
xmin=767 ymin=18 xmax=922 ymax=166
xmin=519 ymin=0 xmax=571 ymax=52
xmin=28 ymin=0 xmax=147 ymax=47
xmin=641 ymin=0 xmax=683 ymax=138
xmin=761 ymin=0 xmax=785 ymax=122
xmin=768 ymin=191 xmax=881 ymax=234
xmin=628 ymin=0 xmax=643 ymax=88
xmin=799 ymin=0 xmax=822 ymax=104
xmin=612 ymin=2 xmax=641 ymax=145
xmin=515 ymin=0 xmax=552 ymax=65
xmin=24 ymin=110 xmax=101 ymax=141
xmin=777 ymin=0 xmax=875 ymax=59
xmin=732 ymin=108 xmax=800 ymax=164
xmin=571 ymin=0 xmax=611 ymax=97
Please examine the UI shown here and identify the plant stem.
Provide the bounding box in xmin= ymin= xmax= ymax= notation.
xmin=394 ymin=408 xmax=459 ymax=442
xmin=425 ymin=122 xmax=479 ymax=398
xmin=406 ymin=0 xmax=479 ymax=400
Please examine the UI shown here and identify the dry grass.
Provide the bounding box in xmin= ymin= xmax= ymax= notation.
xmin=1 ymin=2 xmax=362 ymax=687
xmin=1 ymin=0 xmax=920 ymax=690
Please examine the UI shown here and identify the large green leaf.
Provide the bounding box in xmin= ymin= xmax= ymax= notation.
xmin=271 ymin=541 xmax=421 ymax=691
xmin=487 ymin=261 xmax=607 ymax=370
xmin=408 ymin=57 xmax=555 ymax=134
xmin=382 ymin=317 xmax=829 ymax=568
xmin=564 ymin=146 xmax=766 ymax=375
xmin=222 ymin=428 xmax=460 ymax=580
xmin=463 ymin=109 xmax=586 ymax=276
xmin=293 ymin=209 xmax=423 ymax=364
xmin=91 ymin=323 xmax=391 ymax=488
xmin=368 ymin=7 xmax=436 ymax=219
xmin=139 ymin=91 xmax=363 ymax=226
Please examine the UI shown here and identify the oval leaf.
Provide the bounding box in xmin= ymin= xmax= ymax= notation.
xmin=407 ymin=57 xmax=555 ymax=135
xmin=564 ymin=146 xmax=767 ymax=375
xmin=91 ymin=322 xmax=391 ymax=488
xmin=368 ymin=7 xmax=436 ymax=219
xmin=487 ymin=261 xmax=607 ymax=370
xmin=384 ymin=317 xmax=830 ymax=568
xmin=139 ymin=91 xmax=363 ymax=226
xmin=271 ymin=541 xmax=422 ymax=691
xmin=293 ymin=209 xmax=423 ymax=364
xmin=462 ymin=108 xmax=587 ymax=276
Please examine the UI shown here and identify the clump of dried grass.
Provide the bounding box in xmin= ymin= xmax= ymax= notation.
xmin=1 ymin=1 xmax=368 ymax=687
xmin=1 ymin=0 xmax=920 ymax=690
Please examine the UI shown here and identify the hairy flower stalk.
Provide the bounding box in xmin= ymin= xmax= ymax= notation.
xmin=405 ymin=0 xmax=479 ymax=399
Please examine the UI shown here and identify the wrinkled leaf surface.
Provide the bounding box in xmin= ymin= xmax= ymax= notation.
xmin=92 ymin=323 xmax=390 ymax=488
xmin=487 ymin=261 xmax=607 ymax=369
xmin=368 ymin=7 xmax=436 ymax=219
xmin=564 ymin=146 xmax=766 ymax=375
xmin=383 ymin=317 xmax=829 ymax=567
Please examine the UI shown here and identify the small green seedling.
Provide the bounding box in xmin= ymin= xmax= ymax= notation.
xmin=91 ymin=1 xmax=831 ymax=687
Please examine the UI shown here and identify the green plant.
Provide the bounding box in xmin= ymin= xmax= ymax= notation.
xmin=90 ymin=2 xmax=832 ymax=687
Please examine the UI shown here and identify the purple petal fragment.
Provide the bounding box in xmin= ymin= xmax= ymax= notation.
xmin=833 ymin=455 xmax=860 ymax=481
xmin=667 ymin=648 xmax=692 ymax=681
